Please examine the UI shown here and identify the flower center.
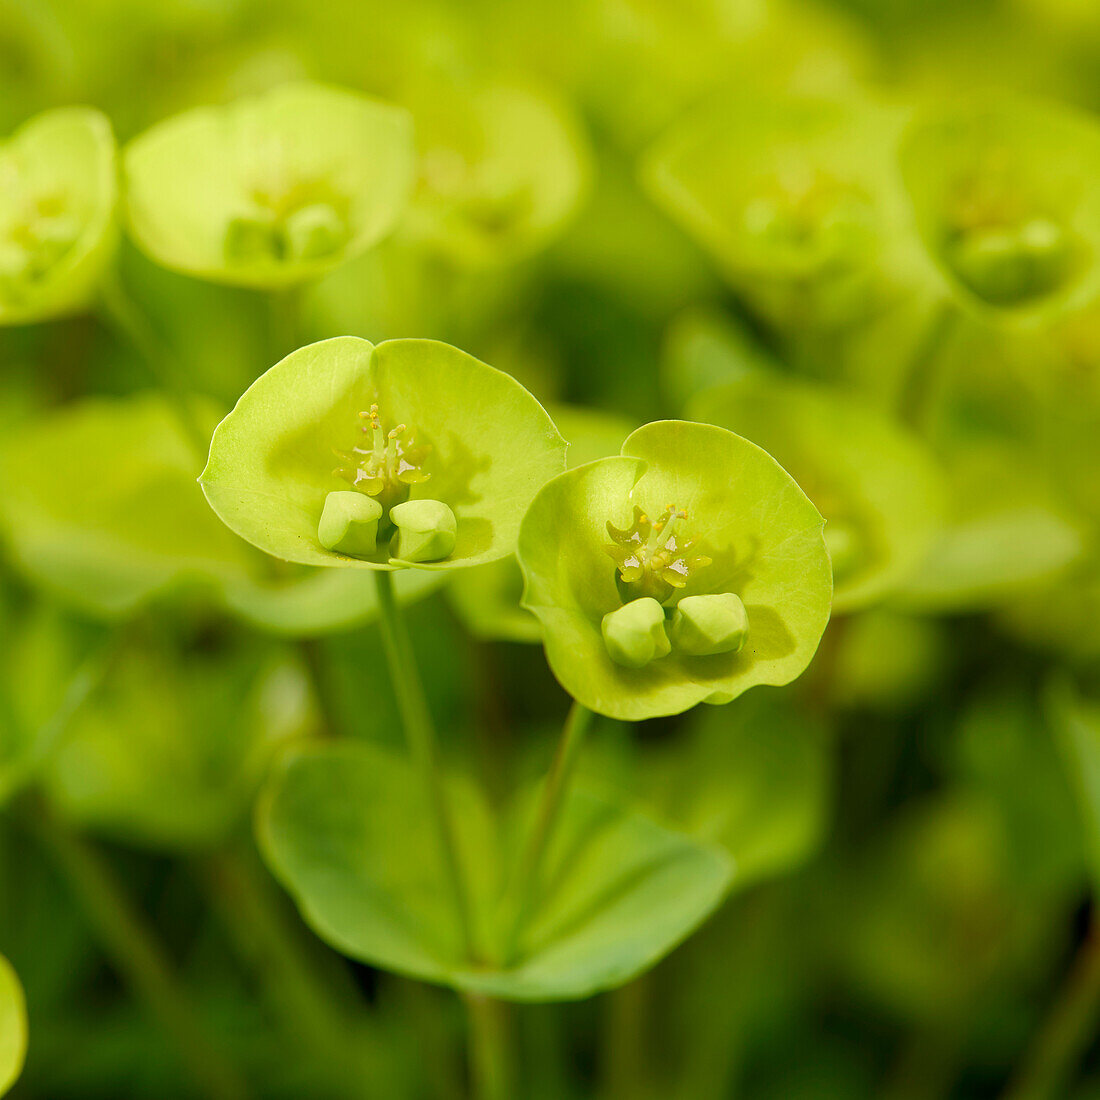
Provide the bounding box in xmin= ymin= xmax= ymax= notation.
xmin=224 ymin=177 xmax=350 ymax=265
xmin=333 ymin=404 xmax=432 ymax=514
xmin=741 ymin=169 xmax=875 ymax=272
xmin=605 ymin=504 xmax=712 ymax=604
xmin=0 ymin=178 xmax=79 ymax=304
xmin=945 ymin=167 xmax=1073 ymax=306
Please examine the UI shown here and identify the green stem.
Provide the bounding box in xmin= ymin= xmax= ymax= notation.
xmin=464 ymin=993 xmax=514 ymax=1100
xmin=30 ymin=807 xmax=248 ymax=1100
xmin=1002 ymin=920 xmax=1100 ymax=1100
xmin=199 ymin=843 xmax=378 ymax=1087
xmin=266 ymin=285 xmax=304 ymax=366
xmin=602 ymin=976 xmax=653 ymax=1100
xmin=373 ymin=570 xmax=477 ymax=961
xmin=897 ymin=298 xmax=957 ymax=432
xmin=97 ymin=269 xmax=208 ymax=456
xmin=502 ymin=700 xmax=593 ymax=965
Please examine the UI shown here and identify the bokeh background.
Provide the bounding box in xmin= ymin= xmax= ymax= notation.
xmin=4 ymin=0 xmax=1100 ymax=1097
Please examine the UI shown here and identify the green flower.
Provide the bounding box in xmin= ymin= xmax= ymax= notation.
xmin=517 ymin=420 xmax=832 ymax=720
xmin=689 ymin=373 xmax=945 ymax=611
xmin=124 ymin=82 xmax=414 ymax=287
xmin=643 ymin=91 xmax=920 ymax=331
xmin=201 ymin=337 xmax=567 ymax=572
xmin=0 ymin=107 xmax=117 ymax=324
xmin=899 ymin=96 xmax=1100 ymax=321
xmin=404 ymin=78 xmax=588 ymax=266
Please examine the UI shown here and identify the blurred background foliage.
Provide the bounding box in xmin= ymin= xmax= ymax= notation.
xmin=3 ymin=0 xmax=1100 ymax=1097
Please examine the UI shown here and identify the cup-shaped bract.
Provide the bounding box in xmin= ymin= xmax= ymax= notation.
xmin=201 ymin=337 xmax=567 ymax=572
xmin=644 ymin=91 xmax=922 ymax=332
xmin=0 ymin=107 xmax=117 ymax=324
xmin=689 ymin=374 xmax=945 ymax=611
xmin=517 ymin=421 xmax=832 ymax=721
xmin=899 ymin=96 xmax=1100 ymax=322
xmin=124 ymin=82 xmax=414 ymax=287
xmin=446 ymin=403 xmax=638 ymax=644
xmin=404 ymin=79 xmax=588 ymax=267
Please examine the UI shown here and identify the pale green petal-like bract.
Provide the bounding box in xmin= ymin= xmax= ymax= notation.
xmin=518 ymin=420 xmax=832 ymax=721
xmin=200 ymin=337 xmax=567 ymax=572
xmin=124 ymin=82 xmax=413 ymax=287
xmin=690 ymin=373 xmax=945 ymax=611
xmin=0 ymin=107 xmax=117 ymax=324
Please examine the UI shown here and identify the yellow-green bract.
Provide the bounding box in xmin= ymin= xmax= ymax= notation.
xmin=899 ymin=95 xmax=1100 ymax=323
xmin=643 ymin=91 xmax=925 ymax=332
xmin=0 ymin=954 xmax=25 ymax=1098
xmin=404 ymin=78 xmax=588 ymax=266
xmin=689 ymin=372 xmax=945 ymax=611
xmin=517 ymin=420 xmax=832 ymax=721
xmin=0 ymin=107 xmax=117 ymax=324
xmin=124 ymin=82 xmax=414 ymax=287
xmin=200 ymin=337 xmax=567 ymax=572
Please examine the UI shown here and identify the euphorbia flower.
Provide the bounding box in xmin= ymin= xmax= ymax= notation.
xmin=643 ymin=91 xmax=920 ymax=331
xmin=0 ymin=107 xmax=117 ymax=325
xmin=201 ymin=337 xmax=567 ymax=572
xmin=899 ymin=96 xmax=1100 ymax=322
xmin=124 ymin=82 xmax=414 ymax=287
xmin=403 ymin=77 xmax=588 ymax=267
xmin=517 ymin=420 xmax=832 ymax=720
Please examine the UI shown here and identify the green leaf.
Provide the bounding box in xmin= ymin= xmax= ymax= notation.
xmin=201 ymin=337 xmax=567 ymax=573
xmin=43 ymin=636 xmax=313 ymax=850
xmin=899 ymin=95 xmax=1100 ymax=323
xmin=518 ymin=420 xmax=832 ymax=720
xmin=403 ymin=78 xmax=588 ymax=266
xmin=644 ymin=691 xmax=830 ymax=890
xmin=258 ymin=740 xmax=731 ymax=1002
xmin=0 ymin=393 xmax=252 ymax=616
xmin=447 ymin=402 xmax=637 ymax=644
xmin=0 ymin=954 xmax=26 ymax=1098
xmin=690 ymin=373 xmax=945 ymax=611
xmin=124 ymin=82 xmax=413 ymax=287
xmin=644 ymin=91 xmax=925 ymax=331
xmin=0 ymin=107 xmax=118 ymax=324
xmin=1049 ymin=676 xmax=1100 ymax=898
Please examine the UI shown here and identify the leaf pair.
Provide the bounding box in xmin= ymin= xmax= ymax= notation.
xmin=259 ymin=739 xmax=732 ymax=1002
